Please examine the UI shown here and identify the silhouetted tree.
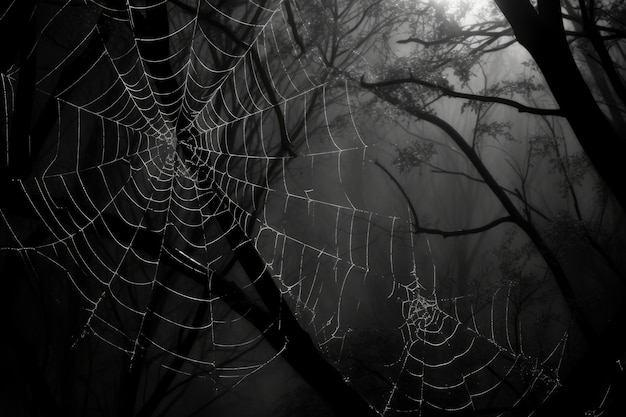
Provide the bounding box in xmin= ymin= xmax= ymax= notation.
xmin=351 ymin=1 xmax=626 ymax=414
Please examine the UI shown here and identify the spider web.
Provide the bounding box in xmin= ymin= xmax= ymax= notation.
xmin=0 ymin=0 xmax=567 ymax=415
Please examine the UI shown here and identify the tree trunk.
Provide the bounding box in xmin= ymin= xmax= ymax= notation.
xmin=495 ymin=1 xmax=626 ymax=414
xmin=3 ymin=11 xmax=36 ymax=180
xmin=2 ymin=8 xmax=111 ymax=181
xmin=495 ymin=0 xmax=626 ymax=211
xmin=206 ymin=189 xmax=380 ymax=417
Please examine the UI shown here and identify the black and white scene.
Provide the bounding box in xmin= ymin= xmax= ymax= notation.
xmin=1 ymin=1 xmax=625 ymax=416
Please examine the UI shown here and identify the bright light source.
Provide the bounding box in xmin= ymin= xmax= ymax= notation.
xmin=432 ymin=0 xmax=497 ymax=25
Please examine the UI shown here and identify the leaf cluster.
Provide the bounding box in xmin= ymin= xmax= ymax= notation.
xmin=393 ymin=141 xmax=437 ymax=174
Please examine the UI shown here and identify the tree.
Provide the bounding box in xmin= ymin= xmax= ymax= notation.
xmin=494 ymin=0 xmax=626 ymax=211
xmin=393 ymin=0 xmax=626 ymax=210
xmin=351 ymin=0 xmax=626 ymax=414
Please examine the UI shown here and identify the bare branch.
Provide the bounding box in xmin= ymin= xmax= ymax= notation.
xmin=361 ymin=80 xmax=598 ymax=342
xmin=372 ymin=159 xmax=513 ymax=237
xmin=283 ymin=0 xmax=306 ymax=56
xmin=416 ymin=216 xmax=514 ymax=238
xmin=371 ymin=159 xmax=421 ymax=229
xmin=361 ymin=76 xmax=563 ymax=116
xmin=397 ymin=29 xmax=514 ymax=46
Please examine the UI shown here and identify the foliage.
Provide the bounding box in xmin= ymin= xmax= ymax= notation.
xmin=393 ymin=141 xmax=437 ymax=173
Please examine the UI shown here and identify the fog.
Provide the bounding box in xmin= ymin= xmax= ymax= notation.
xmin=1 ymin=1 xmax=625 ymax=416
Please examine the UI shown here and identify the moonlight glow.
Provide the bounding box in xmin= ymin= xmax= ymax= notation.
xmin=433 ymin=0 xmax=497 ymax=25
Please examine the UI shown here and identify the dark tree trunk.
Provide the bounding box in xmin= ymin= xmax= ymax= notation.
xmin=206 ymin=189 xmax=380 ymax=417
xmin=0 ymin=0 xmax=36 ymax=179
xmin=2 ymin=8 xmax=112 ymax=181
xmin=495 ymin=0 xmax=626 ymax=211
xmin=494 ymin=1 xmax=626 ymax=414
xmin=0 ymin=0 xmax=36 ymax=73
xmin=134 ymin=279 xmax=211 ymax=417
xmin=3 ymin=8 xmax=36 ymax=180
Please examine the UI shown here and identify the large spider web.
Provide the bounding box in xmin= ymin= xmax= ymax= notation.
xmin=0 ymin=0 xmax=568 ymax=415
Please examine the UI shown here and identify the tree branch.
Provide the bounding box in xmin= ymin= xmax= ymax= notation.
xmin=397 ymin=29 xmax=514 ymax=46
xmin=360 ymin=76 xmax=563 ymax=116
xmin=360 ymin=79 xmax=598 ymax=343
xmin=417 ymin=217 xmax=514 ymax=237
xmin=284 ymin=0 xmax=306 ymax=56
xmin=372 ymin=159 xmax=513 ymax=237
xmin=371 ymin=159 xmax=420 ymax=229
